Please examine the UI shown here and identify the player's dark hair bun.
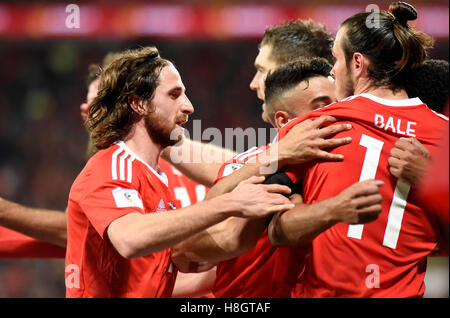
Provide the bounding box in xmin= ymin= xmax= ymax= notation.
xmin=389 ymin=2 xmax=417 ymax=26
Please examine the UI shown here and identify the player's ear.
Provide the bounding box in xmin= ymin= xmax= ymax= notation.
xmin=274 ymin=110 xmax=292 ymax=129
xmin=128 ymin=96 xmax=147 ymax=115
xmin=352 ymin=52 xmax=367 ymax=78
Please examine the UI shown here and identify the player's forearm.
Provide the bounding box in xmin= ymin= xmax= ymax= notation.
xmin=171 ymin=268 xmax=216 ymax=298
xmin=107 ymin=194 xmax=243 ymax=259
xmin=172 ymin=216 xmax=267 ymax=266
xmin=269 ymin=198 xmax=339 ymax=247
xmin=161 ymin=139 xmax=236 ymax=187
xmin=0 ymin=198 xmax=67 ymax=247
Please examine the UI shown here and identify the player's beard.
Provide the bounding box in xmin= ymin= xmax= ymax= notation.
xmin=144 ymin=112 xmax=185 ymax=149
xmin=261 ymin=103 xmax=271 ymax=123
xmin=338 ymin=67 xmax=355 ymax=101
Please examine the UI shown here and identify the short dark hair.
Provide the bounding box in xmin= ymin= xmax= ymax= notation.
xmin=264 ymin=57 xmax=332 ymax=119
xmin=405 ymin=59 xmax=449 ymax=113
xmin=340 ymin=2 xmax=434 ymax=91
xmin=260 ymin=19 xmax=335 ymax=65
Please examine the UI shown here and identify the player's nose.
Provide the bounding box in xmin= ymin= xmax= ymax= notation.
xmin=181 ymin=95 xmax=194 ymax=115
xmin=330 ymin=67 xmax=336 ymax=79
xmin=249 ymin=72 xmax=260 ymax=91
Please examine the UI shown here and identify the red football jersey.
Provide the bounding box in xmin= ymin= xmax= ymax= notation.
xmin=277 ymin=93 xmax=449 ymax=298
xmin=212 ymin=146 xmax=306 ymax=298
xmin=0 ymin=226 xmax=65 ymax=258
xmin=158 ymin=159 xmax=207 ymax=208
xmin=65 ymin=141 xmax=178 ymax=298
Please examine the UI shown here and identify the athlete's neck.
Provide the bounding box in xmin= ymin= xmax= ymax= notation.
xmin=124 ymin=123 xmax=163 ymax=170
xmin=355 ymin=82 xmax=409 ymax=100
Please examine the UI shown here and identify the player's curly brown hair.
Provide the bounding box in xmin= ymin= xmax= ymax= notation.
xmin=260 ymin=19 xmax=335 ymax=65
xmin=87 ymin=47 xmax=171 ymax=150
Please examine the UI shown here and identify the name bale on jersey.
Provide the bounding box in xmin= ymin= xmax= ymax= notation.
xmin=374 ymin=114 xmax=417 ymax=137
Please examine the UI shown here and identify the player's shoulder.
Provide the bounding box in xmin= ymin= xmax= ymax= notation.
xmin=428 ymin=109 xmax=449 ymax=123
xmin=73 ymin=142 xmax=145 ymax=190
xmin=90 ymin=142 xmax=137 ymax=181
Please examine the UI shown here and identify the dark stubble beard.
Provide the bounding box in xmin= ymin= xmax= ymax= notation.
xmin=341 ymin=66 xmax=355 ymax=100
xmin=144 ymin=112 xmax=184 ymax=149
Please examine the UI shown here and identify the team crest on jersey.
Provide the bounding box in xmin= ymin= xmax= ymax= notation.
xmin=167 ymin=202 xmax=176 ymax=210
xmin=112 ymin=187 xmax=144 ymax=209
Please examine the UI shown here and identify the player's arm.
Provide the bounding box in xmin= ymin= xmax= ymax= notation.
xmin=171 ymin=212 xmax=269 ymax=271
xmin=0 ymin=226 xmax=66 ymax=258
xmin=268 ymin=179 xmax=384 ymax=247
xmin=161 ymin=138 xmax=236 ymax=187
xmin=107 ymin=177 xmax=294 ymax=259
xmin=205 ymin=116 xmax=352 ymax=199
xmin=171 ymin=267 xmax=216 ymax=298
xmin=170 ymin=174 xmax=299 ymax=270
xmin=389 ymin=137 xmax=449 ymax=257
xmin=0 ymin=197 xmax=67 ymax=247
xmin=388 ymin=137 xmax=431 ymax=186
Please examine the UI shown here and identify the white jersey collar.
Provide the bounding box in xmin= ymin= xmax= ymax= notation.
xmin=115 ymin=141 xmax=169 ymax=187
xmin=358 ymin=93 xmax=424 ymax=107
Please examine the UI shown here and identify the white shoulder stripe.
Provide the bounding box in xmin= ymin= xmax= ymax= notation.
xmin=127 ymin=157 xmax=135 ymax=183
xmin=111 ymin=145 xmax=136 ymax=183
xmin=239 ymin=149 xmax=264 ymax=162
xmin=234 ymin=147 xmax=258 ymax=161
xmin=431 ymin=110 xmax=449 ymax=121
xmin=111 ymin=146 xmax=124 ymax=180
xmin=119 ymin=152 xmax=129 ymax=181
xmin=115 ymin=141 xmax=169 ymax=187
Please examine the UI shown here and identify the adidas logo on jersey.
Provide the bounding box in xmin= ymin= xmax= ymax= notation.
xmin=156 ymin=199 xmax=167 ymax=212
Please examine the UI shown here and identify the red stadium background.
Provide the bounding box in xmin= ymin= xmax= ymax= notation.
xmin=0 ymin=0 xmax=447 ymax=297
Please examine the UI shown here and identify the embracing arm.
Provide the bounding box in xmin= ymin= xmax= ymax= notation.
xmin=206 ymin=116 xmax=352 ymax=199
xmin=171 ymin=213 xmax=269 ymax=269
xmin=107 ymin=177 xmax=293 ymax=259
xmin=269 ymin=179 xmax=384 ymax=247
xmin=388 ymin=137 xmax=431 ymax=186
xmin=170 ymin=177 xmax=293 ymax=271
xmin=0 ymin=197 xmax=67 ymax=247
xmin=161 ymin=138 xmax=236 ymax=187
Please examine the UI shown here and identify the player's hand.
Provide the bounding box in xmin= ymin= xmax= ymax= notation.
xmin=388 ymin=137 xmax=431 ymax=186
xmin=333 ymin=179 xmax=384 ymax=225
xmin=278 ymin=115 xmax=352 ymax=166
xmin=227 ymin=176 xmax=295 ymax=218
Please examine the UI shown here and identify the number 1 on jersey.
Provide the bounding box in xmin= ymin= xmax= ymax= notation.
xmin=347 ymin=134 xmax=411 ymax=249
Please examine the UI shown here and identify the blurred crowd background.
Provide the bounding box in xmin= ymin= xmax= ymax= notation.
xmin=0 ymin=0 xmax=448 ymax=297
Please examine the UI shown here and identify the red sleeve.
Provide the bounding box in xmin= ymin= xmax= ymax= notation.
xmin=0 ymin=226 xmax=65 ymax=258
xmin=79 ymin=180 xmax=146 ymax=239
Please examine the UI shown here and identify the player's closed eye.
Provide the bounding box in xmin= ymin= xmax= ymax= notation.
xmin=169 ymin=90 xmax=181 ymax=99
